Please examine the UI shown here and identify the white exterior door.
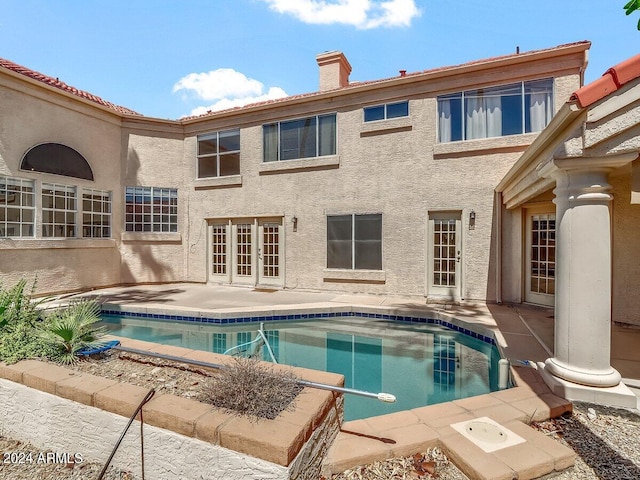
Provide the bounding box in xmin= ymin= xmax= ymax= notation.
xmin=208 ymin=217 xmax=283 ymax=287
xmin=525 ymin=209 xmax=555 ymax=306
xmin=258 ymin=219 xmax=283 ymax=287
xmin=427 ymin=212 xmax=462 ymax=301
xmin=231 ymin=220 xmax=256 ymax=285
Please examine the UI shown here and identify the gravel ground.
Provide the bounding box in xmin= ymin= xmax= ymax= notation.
xmin=2 ymin=352 xmax=639 ymax=479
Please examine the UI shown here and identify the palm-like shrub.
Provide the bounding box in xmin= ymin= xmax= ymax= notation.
xmin=40 ymin=299 xmax=108 ymax=364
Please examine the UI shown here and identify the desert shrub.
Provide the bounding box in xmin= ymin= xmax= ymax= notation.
xmin=0 ymin=279 xmax=55 ymax=364
xmin=39 ymin=299 xmax=108 ymax=365
xmin=206 ymin=357 xmax=303 ymax=420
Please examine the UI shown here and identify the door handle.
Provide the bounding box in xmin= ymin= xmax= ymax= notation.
xmin=456 ymin=250 xmax=461 ymax=263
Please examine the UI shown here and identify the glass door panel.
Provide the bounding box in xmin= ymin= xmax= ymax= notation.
xmin=525 ymin=209 xmax=555 ymax=306
xmin=428 ymin=212 xmax=462 ymax=300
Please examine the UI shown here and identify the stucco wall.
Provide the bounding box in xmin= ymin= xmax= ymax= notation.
xmin=119 ymin=129 xmax=188 ymax=284
xmin=0 ymin=75 xmax=122 ymax=294
xmin=611 ymin=164 xmax=640 ymax=327
xmin=0 ymin=379 xmax=289 ymax=480
xmin=179 ymin=75 xmax=578 ymax=301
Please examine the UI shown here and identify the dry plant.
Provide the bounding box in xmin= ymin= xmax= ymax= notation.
xmin=326 ymin=447 xmax=455 ymax=479
xmin=206 ymin=356 xmax=303 ymax=421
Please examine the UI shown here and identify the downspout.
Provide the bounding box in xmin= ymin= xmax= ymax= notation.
xmin=495 ymin=191 xmax=502 ymax=304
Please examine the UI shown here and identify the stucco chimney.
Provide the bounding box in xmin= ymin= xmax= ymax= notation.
xmin=316 ymin=51 xmax=352 ymax=91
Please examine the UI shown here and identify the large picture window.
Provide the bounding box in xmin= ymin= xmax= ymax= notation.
xmin=263 ymin=114 xmax=336 ymax=162
xmin=438 ymin=78 xmax=553 ymax=142
xmin=0 ymin=177 xmax=35 ymax=238
xmin=197 ymin=129 xmax=240 ymax=178
xmin=125 ymin=186 xmax=177 ymax=233
xmin=327 ymin=214 xmax=382 ymax=270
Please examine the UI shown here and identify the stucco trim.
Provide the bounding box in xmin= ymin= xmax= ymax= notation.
xmin=322 ymin=269 xmax=386 ymax=284
xmin=433 ymin=134 xmax=537 ymax=158
xmin=121 ymin=232 xmax=182 ymax=243
xmin=259 ymin=156 xmax=340 ymax=175
xmin=0 ymin=239 xmax=116 ymax=250
xmin=360 ymin=117 xmax=413 ymax=136
xmin=194 ymin=175 xmax=242 ymax=189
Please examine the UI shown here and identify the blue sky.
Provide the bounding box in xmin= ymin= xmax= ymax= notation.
xmin=1 ymin=0 xmax=638 ymax=119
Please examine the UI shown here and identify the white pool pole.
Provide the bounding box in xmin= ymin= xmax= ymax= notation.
xmin=498 ymin=358 xmax=510 ymax=389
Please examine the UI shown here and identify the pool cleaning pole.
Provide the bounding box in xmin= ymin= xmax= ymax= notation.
xmin=296 ymin=379 xmax=396 ymax=403
xmin=112 ymin=345 xmax=396 ymax=403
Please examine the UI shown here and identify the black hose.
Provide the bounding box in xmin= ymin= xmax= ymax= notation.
xmin=97 ymin=388 xmax=156 ymax=480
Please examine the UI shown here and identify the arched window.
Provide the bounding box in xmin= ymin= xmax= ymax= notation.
xmin=21 ymin=143 xmax=94 ymax=181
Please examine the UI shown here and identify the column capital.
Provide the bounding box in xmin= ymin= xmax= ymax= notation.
xmin=537 ymin=152 xmax=637 ymax=179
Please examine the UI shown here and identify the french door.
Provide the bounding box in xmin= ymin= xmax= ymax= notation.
xmin=427 ymin=212 xmax=462 ymax=301
xmin=524 ymin=208 xmax=555 ymax=306
xmin=208 ymin=217 xmax=283 ymax=287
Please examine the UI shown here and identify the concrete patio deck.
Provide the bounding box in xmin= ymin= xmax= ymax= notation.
xmin=62 ymin=283 xmax=640 ymax=480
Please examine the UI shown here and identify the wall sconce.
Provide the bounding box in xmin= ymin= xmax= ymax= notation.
xmin=469 ymin=210 xmax=476 ymax=230
xmin=292 ymin=216 xmax=298 ymax=232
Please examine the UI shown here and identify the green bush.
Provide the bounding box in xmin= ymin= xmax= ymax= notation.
xmin=0 ymin=279 xmax=54 ymax=364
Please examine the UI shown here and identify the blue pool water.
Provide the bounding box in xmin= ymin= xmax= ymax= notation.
xmin=100 ymin=313 xmax=501 ymax=420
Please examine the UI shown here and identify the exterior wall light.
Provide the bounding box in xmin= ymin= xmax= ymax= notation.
xmin=292 ymin=216 xmax=298 ymax=232
xmin=469 ymin=210 xmax=476 ymax=230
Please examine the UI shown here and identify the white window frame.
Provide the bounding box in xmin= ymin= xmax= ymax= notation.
xmin=326 ymin=213 xmax=383 ymax=270
xmin=263 ymin=113 xmax=337 ymax=162
xmin=41 ymin=182 xmax=77 ymax=238
xmin=125 ymin=186 xmax=178 ymax=233
xmin=197 ymin=129 xmax=240 ymax=178
xmin=0 ymin=176 xmax=35 ymax=238
xmin=363 ymin=100 xmax=409 ymax=122
xmin=82 ymin=188 xmax=112 ymax=238
xmin=437 ymin=78 xmax=553 ymax=143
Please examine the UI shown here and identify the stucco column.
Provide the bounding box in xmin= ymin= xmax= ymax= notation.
xmin=544 ymin=166 xmax=621 ymax=387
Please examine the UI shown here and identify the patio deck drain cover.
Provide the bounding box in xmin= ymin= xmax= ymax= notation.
xmin=451 ymin=417 xmax=526 ymax=453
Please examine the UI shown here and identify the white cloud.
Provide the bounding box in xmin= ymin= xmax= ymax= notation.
xmin=260 ymin=0 xmax=420 ymax=29
xmin=173 ymin=68 xmax=288 ymax=116
xmin=188 ymin=87 xmax=289 ymax=116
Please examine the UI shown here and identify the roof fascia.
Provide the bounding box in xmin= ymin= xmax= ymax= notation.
xmin=182 ymin=42 xmax=590 ymax=126
xmin=0 ymin=66 xmax=125 ymax=121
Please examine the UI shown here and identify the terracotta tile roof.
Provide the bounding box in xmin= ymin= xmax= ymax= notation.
xmin=571 ymin=53 xmax=640 ymax=108
xmin=182 ymin=41 xmax=591 ymax=121
xmin=0 ymin=57 xmax=141 ymax=116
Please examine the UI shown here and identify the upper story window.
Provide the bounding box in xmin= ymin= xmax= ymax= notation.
xmin=197 ymin=130 xmax=240 ymax=178
xmin=327 ymin=214 xmax=382 ymax=270
xmin=0 ymin=176 xmax=35 ymax=238
xmin=364 ymin=101 xmax=409 ymax=122
xmin=437 ymin=78 xmax=553 ymax=143
xmin=21 ymin=143 xmax=94 ymax=180
xmin=125 ymin=186 xmax=177 ymax=233
xmin=263 ymin=114 xmax=336 ymax=162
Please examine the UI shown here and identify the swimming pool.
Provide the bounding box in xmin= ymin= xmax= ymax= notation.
xmin=100 ymin=312 xmax=502 ymax=420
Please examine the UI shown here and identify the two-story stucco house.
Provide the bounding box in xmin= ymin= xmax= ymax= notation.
xmin=0 ymin=41 xmax=588 ymax=299
xmin=2 ymin=41 xmax=640 ymax=406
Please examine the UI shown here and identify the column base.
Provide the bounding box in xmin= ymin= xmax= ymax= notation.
xmin=544 ymin=357 xmax=621 ymax=387
xmin=538 ymin=362 xmax=638 ymax=409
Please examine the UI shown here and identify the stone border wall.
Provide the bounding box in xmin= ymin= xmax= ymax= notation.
xmin=0 ymin=353 xmax=344 ymax=480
